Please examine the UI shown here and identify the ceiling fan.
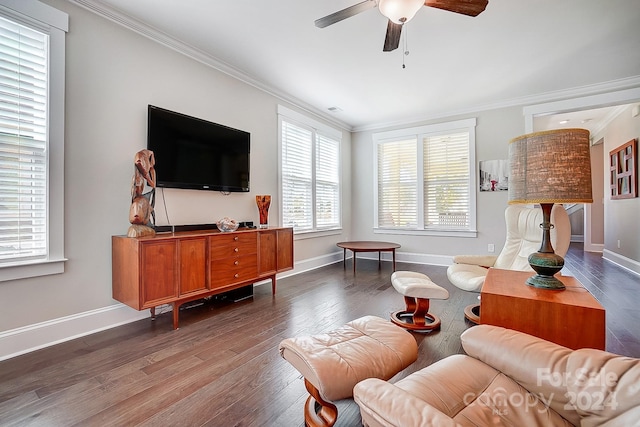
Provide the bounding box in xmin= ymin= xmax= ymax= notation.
xmin=315 ymin=0 xmax=489 ymax=52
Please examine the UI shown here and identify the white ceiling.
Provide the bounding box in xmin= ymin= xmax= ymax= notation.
xmin=79 ymin=0 xmax=640 ymax=130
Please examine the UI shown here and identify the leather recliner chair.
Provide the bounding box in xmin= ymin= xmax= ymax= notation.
xmin=448 ymin=204 xmax=571 ymax=292
xmin=447 ymin=204 xmax=571 ymax=321
xmin=354 ymin=325 xmax=640 ymax=426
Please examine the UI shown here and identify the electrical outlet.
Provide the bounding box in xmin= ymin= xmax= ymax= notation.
xmin=488 ymin=243 xmax=495 ymax=253
xmin=617 ymin=240 xmax=621 ymax=249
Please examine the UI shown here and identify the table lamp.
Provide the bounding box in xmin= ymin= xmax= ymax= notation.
xmin=508 ymin=128 xmax=593 ymax=290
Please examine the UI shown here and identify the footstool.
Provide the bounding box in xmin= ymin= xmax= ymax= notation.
xmin=279 ymin=315 xmax=418 ymax=427
xmin=390 ymin=271 xmax=450 ymax=331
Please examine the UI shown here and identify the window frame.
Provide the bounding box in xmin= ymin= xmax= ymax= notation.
xmin=0 ymin=1 xmax=68 ymax=281
xmin=278 ymin=105 xmax=342 ymax=237
xmin=373 ymin=118 xmax=477 ymax=238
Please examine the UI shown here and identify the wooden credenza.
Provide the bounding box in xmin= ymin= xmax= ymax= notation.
xmin=480 ymin=268 xmax=605 ymax=350
xmin=112 ymin=227 xmax=293 ymax=329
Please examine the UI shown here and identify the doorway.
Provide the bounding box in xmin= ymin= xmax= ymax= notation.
xmin=524 ymin=87 xmax=640 ymax=253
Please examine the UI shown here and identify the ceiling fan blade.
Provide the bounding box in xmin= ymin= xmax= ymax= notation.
xmin=315 ymin=0 xmax=377 ymax=28
xmin=424 ymin=0 xmax=488 ymax=17
xmin=383 ymin=20 xmax=403 ymax=52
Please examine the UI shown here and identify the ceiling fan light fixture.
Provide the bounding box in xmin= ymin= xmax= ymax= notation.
xmin=379 ymin=0 xmax=424 ymax=24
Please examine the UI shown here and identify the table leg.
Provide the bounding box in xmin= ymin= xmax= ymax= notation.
xmin=393 ymin=249 xmax=397 ymax=271
xmin=378 ymin=251 xmax=381 ymax=270
xmin=343 ymin=248 xmax=346 ymax=270
xmin=353 ymin=250 xmax=356 ymax=274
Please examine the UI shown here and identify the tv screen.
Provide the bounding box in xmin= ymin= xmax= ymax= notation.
xmin=147 ymin=105 xmax=250 ymax=192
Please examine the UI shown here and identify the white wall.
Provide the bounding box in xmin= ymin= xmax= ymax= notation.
xmin=0 ymin=0 xmax=351 ymax=357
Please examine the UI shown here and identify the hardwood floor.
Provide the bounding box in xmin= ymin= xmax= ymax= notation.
xmin=563 ymin=243 xmax=640 ymax=358
xmin=0 ymin=243 xmax=638 ymax=426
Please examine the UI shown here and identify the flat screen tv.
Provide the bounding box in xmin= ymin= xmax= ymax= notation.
xmin=147 ymin=105 xmax=250 ymax=192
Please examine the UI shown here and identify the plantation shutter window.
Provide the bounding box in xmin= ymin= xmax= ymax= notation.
xmin=0 ymin=16 xmax=48 ymax=262
xmin=281 ymin=121 xmax=313 ymax=231
xmin=315 ymin=133 xmax=340 ymax=229
xmin=377 ymin=138 xmax=417 ymax=228
xmin=0 ymin=3 xmax=67 ymax=280
xmin=373 ymin=118 xmax=476 ymax=236
xmin=279 ymin=105 xmax=342 ymax=234
xmin=423 ymin=132 xmax=470 ymax=229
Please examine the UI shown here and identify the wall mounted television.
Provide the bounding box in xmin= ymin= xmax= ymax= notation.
xmin=147 ymin=105 xmax=250 ymax=192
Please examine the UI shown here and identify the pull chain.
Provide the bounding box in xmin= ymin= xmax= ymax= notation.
xmin=402 ymin=24 xmax=409 ymax=69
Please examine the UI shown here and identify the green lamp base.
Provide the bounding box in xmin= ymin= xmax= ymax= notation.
xmin=527 ymin=250 xmax=566 ymax=290
xmin=526 ymin=274 xmax=565 ymax=290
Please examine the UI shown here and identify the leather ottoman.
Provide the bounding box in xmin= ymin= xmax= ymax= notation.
xmin=279 ymin=315 xmax=418 ymax=427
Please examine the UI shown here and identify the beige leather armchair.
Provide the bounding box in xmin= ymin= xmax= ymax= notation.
xmin=354 ymin=325 xmax=640 ymax=427
xmin=447 ymin=204 xmax=571 ymax=292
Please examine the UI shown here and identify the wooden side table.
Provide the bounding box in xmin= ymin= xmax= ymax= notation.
xmin=480 ymin=268 xmax=605 ymax=350
xmin=336 ymin=241 xmax=400 ymax=274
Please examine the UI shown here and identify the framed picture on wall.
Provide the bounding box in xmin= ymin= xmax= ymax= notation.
xmin=479 ymin=159 xmax=509 ymax=192
xmin=610 ymin=138 xmax=637 ymax=199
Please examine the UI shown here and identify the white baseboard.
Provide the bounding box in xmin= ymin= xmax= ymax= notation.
xmin=0 ymin=304 xmax=150 ymax=361
xmin=282 ymin=251 xmax=344 ymax=277
xmin=603 ymin=249 xmax=640 ymax=277
xmin=0 ymin=251 xmax=346 ymax=361
xmin=354 ymin=250 xmax=454 ymax=267
xmin=10 ymin=246 xmax=630 ymax=360
xmin=584 ymin=243 xmax=604 ymax=253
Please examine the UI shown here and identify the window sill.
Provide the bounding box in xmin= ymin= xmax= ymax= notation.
xmin=0 ymin=258 xmax=67 ymax=282
xmin=374 ymin=228 xmax=477 ymax=238
xmin=293 ymin=228 xmax=343 ymax=240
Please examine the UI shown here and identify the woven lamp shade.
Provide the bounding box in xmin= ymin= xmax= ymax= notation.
xmin=508 ymin=128 xmax=593 ymax=204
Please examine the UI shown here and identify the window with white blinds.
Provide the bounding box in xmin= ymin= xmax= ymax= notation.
xmin=281 ymin=121 xmax=313 ymax=231
xmin=0 ymin=3 xmax=68 ymax=279
xmin=423 ymin=132 xmax=471 ymax=229
xmin=0 ymin=16 xmax=48 ymax=262
xmin=377 ymin=138 xmax=417 ymax=228
xmin=315 ymin=133 xmax=340 ymax=228
xmin=374 ymin=118 xmax=476 ymax=235
xmin=279 ymin=106 xmax=341 ymax=233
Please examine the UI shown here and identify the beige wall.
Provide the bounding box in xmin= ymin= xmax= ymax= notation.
xmin=597 ymin=104 xmax=640 ymax=268
xmin=590 ymin=143 xmax=605 ymax=245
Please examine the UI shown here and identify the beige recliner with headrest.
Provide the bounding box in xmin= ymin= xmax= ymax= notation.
xmin=353 ymin=325 xmax=640 ymax=427
xmin=447 ymin=204 xmax=571 ymax=293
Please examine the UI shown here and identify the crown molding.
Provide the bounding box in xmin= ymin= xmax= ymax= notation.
xmin=63 ymin=1 xmax=640 ymax=134
xmin=522 ymin=85 xmax=640 ymax=134
xmin=354 ymin=75 xmax=640 ymax=132
xmin=590 ymin=104 xmax=629 ymax=137
xmin=66 ymin=0 xmax=353 ymax=132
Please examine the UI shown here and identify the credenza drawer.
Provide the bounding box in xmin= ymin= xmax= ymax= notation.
xmin=209 ymin=233 xmax=257 ymax=258
xmin=210 ymin=254 xmax=258 ymax=288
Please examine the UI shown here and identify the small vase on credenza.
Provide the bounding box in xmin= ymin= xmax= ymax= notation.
xmin=256 ymin=195 xmax=271 ymax=229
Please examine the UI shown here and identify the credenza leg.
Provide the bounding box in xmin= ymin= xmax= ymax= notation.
xmin=150 ymin=307 xmax=156 ymax=320
xmin=271 ymin=275 xmax=277 ymax=295
xmin=172 ymin=302 xmax=180 ymax=330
